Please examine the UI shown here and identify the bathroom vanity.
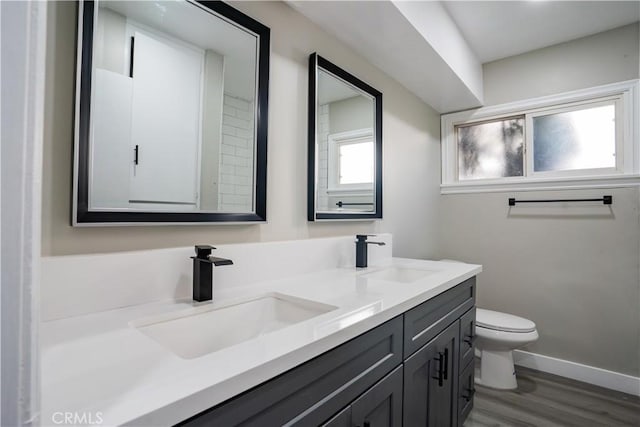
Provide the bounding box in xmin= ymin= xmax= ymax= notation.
xmin=178 ymin=277 xmax=476 ymax=427
xmin=40 ymin=235 xmax=481 ymax=426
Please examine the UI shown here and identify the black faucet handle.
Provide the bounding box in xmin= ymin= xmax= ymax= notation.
xmin=195 ymin=245 xmax=217 ymax=259
xmin=356 ymin=234 xmax=377 ymax=241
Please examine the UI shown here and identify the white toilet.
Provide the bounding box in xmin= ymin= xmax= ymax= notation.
xmin=475 ymin=308 xmax=538 ymax=390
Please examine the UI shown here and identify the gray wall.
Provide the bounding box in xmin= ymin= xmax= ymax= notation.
xmin=438 ymin=24 xmax=640 ymax=376
xmin=329 ymin=95 xmax=373 ymax=134
xmin=42 ymin=1 xmax=442 ymax=259
xmin=484 ymin=23 xmax=639 ymax=105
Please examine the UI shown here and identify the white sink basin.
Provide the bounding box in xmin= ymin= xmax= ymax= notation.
xmin=132 ymin=293 xmax=337 ymax=359
xmin=361 ymin=266 xmax=436 ymax=283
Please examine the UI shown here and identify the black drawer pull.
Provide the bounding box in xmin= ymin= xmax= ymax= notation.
xmin=464 ymin=335 xmax=477 ymax=346
xmin=432 ymin=352 xmax=444 ymax=387
xmin=443 ymin=348 xmax=449 ymax=380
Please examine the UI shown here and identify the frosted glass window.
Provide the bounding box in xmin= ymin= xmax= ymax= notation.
xmin=533 ymin=105 xmax=616 ymax=172
xmin=442 ymin=82 xmax=635 ymax=190
xmin=340 ymin=141 xmax=373 ymax=184
xmin=457 ymin=117 xmax=524 ymax=180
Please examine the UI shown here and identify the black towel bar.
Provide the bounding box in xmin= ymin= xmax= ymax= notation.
xmin=336 ymin=201 xmax=374 ymax=207
xmin=508 ymin=195 xmax=612 ymax=206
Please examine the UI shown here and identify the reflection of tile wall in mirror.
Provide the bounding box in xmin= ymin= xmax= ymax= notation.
xmin=220 ymin=95 xmax=255 ymax=212
xmin=317 ymin=104 xmax=330 ymax=211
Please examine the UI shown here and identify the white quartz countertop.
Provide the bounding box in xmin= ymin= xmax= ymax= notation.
xmin=41 ymin=258 xmax=481 ymax=427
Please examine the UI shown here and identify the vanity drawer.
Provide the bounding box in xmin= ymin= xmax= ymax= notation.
xmin=404 ymin=277 xmax=475 ymax=357
xmin=177 ymin=315 xmax=403 ymax=427
xmin=459 ymin=307 xmax=476 ymax=370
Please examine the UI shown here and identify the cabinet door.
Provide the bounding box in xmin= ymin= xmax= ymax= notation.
xmin=403 ymin=321 xmax=459 ymax=427
xmin=351 ymin=365 xmax=403 ymax=427
xmin=459 ymin=308 xmax=476 ymax=370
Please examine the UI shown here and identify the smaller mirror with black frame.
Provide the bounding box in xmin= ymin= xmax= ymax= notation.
xmin=308 ymin=53 xmax=382 ymax=221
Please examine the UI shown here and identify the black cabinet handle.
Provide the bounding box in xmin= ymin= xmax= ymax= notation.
xmin=463 ymin=387 xmax=476 ymax=402
xmin=432 ymin=352 xmax=444 ymax=387
xmin=443 ymin=348 xmax=449 ymax=380
xmin=464 ymin=335 xmax=477 ymax=346
xmin=129 ymin=36 xmax=135 ymax=78
xmin=134 ymin=145 xmax=139 ymax=165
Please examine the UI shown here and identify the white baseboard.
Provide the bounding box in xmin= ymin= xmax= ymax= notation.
xmin=513 ymin=350 xmax=640 ymax=397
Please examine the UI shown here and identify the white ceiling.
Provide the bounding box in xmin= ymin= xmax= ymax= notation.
xmin=289 ymin=0 xmax=639 ymax=113
xmin=289 ymin=0 xmax=485 ymax=113
xmin=443 ymin=1 xmax=640 ymax=63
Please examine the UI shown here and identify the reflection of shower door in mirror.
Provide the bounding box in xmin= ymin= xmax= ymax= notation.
xmin=128 ymin=31 xmax=203 ymax=208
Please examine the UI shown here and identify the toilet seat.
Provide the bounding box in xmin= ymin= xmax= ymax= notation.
xmin=476 ymin=308 xmax=536 ymax=333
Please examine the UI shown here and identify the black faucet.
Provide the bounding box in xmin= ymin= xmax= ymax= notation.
xmin=355 ymin=235 xmax=386 ymax=268
xmin=191 ymin=245 xmax=233 ymax=302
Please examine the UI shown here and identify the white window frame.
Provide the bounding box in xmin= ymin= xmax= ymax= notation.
xmin=327 ymin=128 xmax=375 ymax=195
xmin=441 ymin=80 xmax=640 ymax=194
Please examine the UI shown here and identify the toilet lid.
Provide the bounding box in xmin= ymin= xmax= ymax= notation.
xmin=476 ymin=308 xmax=536 ymax=333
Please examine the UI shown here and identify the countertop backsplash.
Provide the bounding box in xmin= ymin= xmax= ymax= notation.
xmin=40 ymin=234 xmax=393 ymax=321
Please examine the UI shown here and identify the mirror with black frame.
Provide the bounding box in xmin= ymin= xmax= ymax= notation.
xmin=73 ymin=0 xmax=269 ymax=225
xmin=308 ymin=53 xmax=382 ymax=221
